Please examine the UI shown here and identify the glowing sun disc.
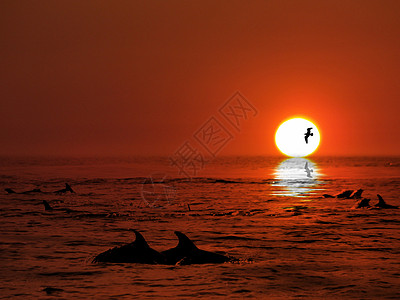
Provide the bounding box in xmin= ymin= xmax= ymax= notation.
xmin=275 ymin=117 xmax=320 ymax=157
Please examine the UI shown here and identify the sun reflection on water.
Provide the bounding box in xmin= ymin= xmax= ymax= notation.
xmin=271 ymin=157 xmax=324 ymax=197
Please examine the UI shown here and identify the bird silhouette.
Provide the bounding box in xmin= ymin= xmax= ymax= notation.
xmin=304 ymin=162 xmax=313 ymax=178
xmin=304 ymin=127 xmax=313 ymax=144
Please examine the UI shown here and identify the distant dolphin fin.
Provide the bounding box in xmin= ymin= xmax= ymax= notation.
xmin=66 ymin=183 xmax=75 ymax=193
xmin=174 ymin=231 xmax=198 ymax=250
xmin=43 ymin=200 xmax=53 ymax=211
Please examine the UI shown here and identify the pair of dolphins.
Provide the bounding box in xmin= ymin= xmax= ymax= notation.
xmin=93 ymin=230 xmax=237 ymax=265
xmin=323 ymin=189 xmax=364 ymax=199
xmin=5 ymin=183 xmax=75 ymax=195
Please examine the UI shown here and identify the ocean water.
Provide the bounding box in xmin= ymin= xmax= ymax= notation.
xmin=0 ymin=156 xmax=399 ymax=299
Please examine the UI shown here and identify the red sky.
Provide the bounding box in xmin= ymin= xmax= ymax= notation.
xmin=1 ymin=0 xmax=399 ymax=156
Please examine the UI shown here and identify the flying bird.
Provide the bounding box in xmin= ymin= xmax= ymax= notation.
xmin=304 ymin=127 xmax=313 ymax=144
xmin=304 ymin=162 xmax=313 ymax=178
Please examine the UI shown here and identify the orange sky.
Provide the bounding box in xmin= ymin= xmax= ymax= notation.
xmin=1 ymin=0 xmax=399 ymax=156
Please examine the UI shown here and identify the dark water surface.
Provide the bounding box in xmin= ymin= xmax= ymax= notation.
xmin=0 ymin=156 xmax=399 ymax=299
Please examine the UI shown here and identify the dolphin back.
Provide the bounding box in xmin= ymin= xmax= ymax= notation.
xmin=162 ymin=231 xmax=233 ymax=265
xmin=93 ymin=230 xmax=165 ymax=264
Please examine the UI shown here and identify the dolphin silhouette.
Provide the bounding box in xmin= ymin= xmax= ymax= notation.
xmin=5 ymin=188 xmax=43 ymax=194
xmin=41 ymin=200 xmax=74 ymax=213
xmin=336 ymin=190 xmax=354 ymax=198
xmin=21 ymin=188 xmax=43 ymax=194
xmin=42 ymin=287 xmax=64 ymax=295
xmin=93 ymin=230 xmax=165 ymax=264
xmin=349 ymin=189 xmax=364 ymax=199
xmin=373 ymin=194 xmax=398 ymax=209
xmin=352 ymin=198 xmax=371 ymax=209
xmin=54 ymin=183 xmax=75 ymax=194
xmin=323 ymin=189 xmax=362 ymax=199
xmin=6 ymin=184 xmax=73 ymax=195
xmin=43 ymin=200 xmax=53 ymax=211
xmin=162 ymin=231 xmax=235 ymax=265
xmin=322 ymin=193 xmax=335 ymax=198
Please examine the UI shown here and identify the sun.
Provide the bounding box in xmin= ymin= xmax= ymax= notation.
xmin=275 ymin=117 xmax=321 ymax=157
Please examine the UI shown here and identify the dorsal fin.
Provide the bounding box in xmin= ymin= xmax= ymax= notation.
xmin=174 ymin=231 xmax=198 ymax=250
xmin=43 ymin=200 xmax=53 ymax=211
xmin=66 ymin=183 xmax=75 ymax=193
xmin=377 ymin=194 xmax=385 ymax=205
xmin=132 ymin=230 xmax=149 ymax=248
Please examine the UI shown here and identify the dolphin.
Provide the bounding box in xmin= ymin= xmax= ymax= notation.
xmin=41 ymin=200 xmax=74 ymax=213
xmin=372 ymin=194 xmax=398 ymax=209
xmin=5 ymin=188 xmax=43 ymax=194
xmin=161 ymin=231 xmax=235 ymax=265
xmin=352 ymin=198 xmax=371 ymax=209
xmin=21 ymin=188 xmax=43 ymax=194
xmin=322 ymin=193 xmax=335 ymax=198
xmin=6 ymin=184 xmax=74 ymax=195
xmin=43 ymin=200 xmax=53 ymax=211
xmin=323 ymin=188 xmax=363 ymax=199
xmin=323 ymin=190 xmax=353 ymax=198
xmin=54 ymin=183 xmax=75 ymax=194
xmin=42 ymin=287 xmax=64 ymax=295
xmin=93 ymin=230 xmax=165 ymax=264
xmin=335 ymin=190 xmax=354 ymax=198
xmin=349 ymin=189 xmax=363 ymax=199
